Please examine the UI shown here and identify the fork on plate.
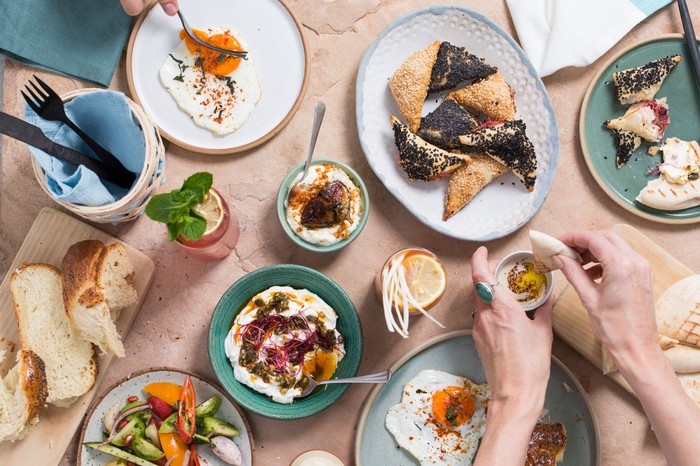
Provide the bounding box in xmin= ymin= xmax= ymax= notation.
xmin=296 ymin=369 xmax=392 ymax=398
xmin=176 ymin=10 xmax=248 ymax=58
xmin=21 ymin=76 xmax=136 ymax=187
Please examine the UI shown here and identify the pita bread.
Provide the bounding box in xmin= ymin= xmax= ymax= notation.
xmin=656 ymin=275 xmax=700 ymax=347
xmin=663 ymin=345 xmax=700 ymax=374
xmin=529 ymin=230 xmax=582 ymax=273
xmin=602 ymin=334 xmax=680 ymax=375
xmin=389 ymin=41 xmax=440 ymax=133
xmin=636 ymin=176 xmax=700 ymax=211
xmin=447 ymin=73 xmax=516 ymax=121
xmin=678 ymin=373 xmax=700 ymax=407
xmin=443 ymin=155 xmax=508 ymax=220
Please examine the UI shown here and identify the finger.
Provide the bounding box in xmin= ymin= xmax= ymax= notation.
xmin=558 ymin=231 xmax=618 ymax=269
xmin=159 ymin=0 xmax=179 ymax=15
xmin=555 ymin=255 xmax=598 ymax=306
xmin=532 ymin=294 xmax=555 ymax=329
xmin=471 ymin=247 xmax=498 ymax=311
xmin=584 ymin=264 xmax=603 ymax=281
xmin=602 ymin=230 xmax=639 ymax=258
xmin=579 ymin=250 xmax=599 ymax=266
xmin=120 ymin=0 xmax=145 ymax=15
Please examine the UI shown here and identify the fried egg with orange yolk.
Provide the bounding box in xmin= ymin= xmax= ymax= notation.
xmin=160 ymin=27 xmax=261 ymax=135
xmin=386 ymin=370 xmax=490 ymax=465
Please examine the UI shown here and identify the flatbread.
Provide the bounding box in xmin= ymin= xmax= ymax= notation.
xmin=389 ymin=41 xmax=440 ymax=133
xmin=663 ymin=345 xmax=700 ymax=374
xmin=443 ymin=154 xmax=508 ymax=220
xmin=529 ymin=230 xmax=582 ymax=273
xmin=636 ymin=177 xmax=700 ymax=211
xmin=447 ymin=73 xmax=516 ymax=121
xmin=656 ymin=275 xmax=700 ymax=347
xmin=678 ymin=373 xmax=700 ymax=407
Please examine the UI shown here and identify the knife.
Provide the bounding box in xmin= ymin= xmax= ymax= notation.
xmin=0 ymin=111 xmax=135 ymax=189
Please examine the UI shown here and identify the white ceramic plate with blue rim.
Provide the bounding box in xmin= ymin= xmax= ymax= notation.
xmin=354 ymin=331 xmax=601 ymax=465
xmin=356 ymin=6 xmax=559 ymax=241
xmin=78 ymin=369 xmax=255 ymax=465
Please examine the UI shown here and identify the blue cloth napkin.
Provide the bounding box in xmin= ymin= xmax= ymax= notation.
xmin=25 ymin=91 xmax=145 ymax=206
xmin=0 ymin=0 xmax=133 ymax=87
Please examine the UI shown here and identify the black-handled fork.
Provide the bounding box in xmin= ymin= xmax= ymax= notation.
xmin=21 ymin=76 xmax=136 ymax=187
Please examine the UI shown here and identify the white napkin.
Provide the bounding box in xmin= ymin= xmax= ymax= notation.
xmin=506 ymin=0 xmax=673 ymax=77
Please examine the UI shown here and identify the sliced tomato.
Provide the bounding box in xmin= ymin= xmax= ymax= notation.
xmin=176 ymin=376 xmax=196 ymax=444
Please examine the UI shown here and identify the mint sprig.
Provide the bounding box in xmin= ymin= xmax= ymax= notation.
xmin=145 ymin=172 xmax=214 ymax=241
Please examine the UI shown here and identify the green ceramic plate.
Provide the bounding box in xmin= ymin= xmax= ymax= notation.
xmin=355 ymin=331 xmax=600 ymax=465
xmin=581 ymin=34 xmax=700 ymax=223
xmin=276 ymin=159 xmax=370 ymax=253
xmin=208 ymin=264 xmax=363 ymax=419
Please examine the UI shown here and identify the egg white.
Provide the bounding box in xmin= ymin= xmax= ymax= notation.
xmin=159 ymin=27 xmax=262 ymax=135
xmin=385 ymin=370 xmax=490 ymax=466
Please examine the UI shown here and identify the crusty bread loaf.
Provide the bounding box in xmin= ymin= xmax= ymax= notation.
xmin=11 ymin=264 xmax=97 ymax=407
xmin=0 ymin=349 xmax=48 ymax=443
xmin=62 ymin=241 xmax=136 ymax=358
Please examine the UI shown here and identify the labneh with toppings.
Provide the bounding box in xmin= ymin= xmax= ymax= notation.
xmin=224 ymin=286 xmax=345 ymax=404
xmin=286 ymin=164 xmax=363 ymax=246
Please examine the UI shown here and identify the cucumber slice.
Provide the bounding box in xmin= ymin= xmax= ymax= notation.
xmin=193 ymin=433 xmax=210 ymax=444
xmin=199 ymin=416 xmax=239 ymax=438
xmin=120 ymin=401 xmax=148 ymax=421
xmin=158 ymin=412 xmax=177 ymax=434
xmin=111 ymin=418 xmax=145 ymax=447
xmin=84 ymin=442 xmax=158 ymax=466
xmin=195 ymin=395 xmax=221 ymax=419
xmin=131 ymin=436 xmax=165 ymax=461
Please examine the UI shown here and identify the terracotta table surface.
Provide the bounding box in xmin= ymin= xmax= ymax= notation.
xmin=1 ymin=1 xmax=700 ymax=465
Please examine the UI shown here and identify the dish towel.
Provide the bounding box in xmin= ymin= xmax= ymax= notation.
xmin=0 ymin=0 xmax=133 ymax=87
xmin=24 ymin=91 xmax=145 ymax=206
xmin=506 ymin=0 xmax=673 ymax=77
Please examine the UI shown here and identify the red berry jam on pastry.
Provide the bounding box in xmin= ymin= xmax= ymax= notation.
xmin=614 ymin=55 xmax=681 ymax=105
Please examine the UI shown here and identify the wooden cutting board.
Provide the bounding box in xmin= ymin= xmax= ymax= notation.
xmin=552 ymin=224 xmax=695 ymax=396
xmin=0 ymin=207 xmax=155 ymax=464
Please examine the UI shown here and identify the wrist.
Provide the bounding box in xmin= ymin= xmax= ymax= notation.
xmin=488 ymin=390 xmax=544 ymax=427
xmin=613 ymin=344 xmax=670 ymax=385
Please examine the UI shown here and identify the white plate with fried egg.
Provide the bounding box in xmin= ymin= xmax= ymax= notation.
xmin=127 ymin=0 xmax=308 ymax=154
xmin=355 ymin=330 xmax=600 ymax=465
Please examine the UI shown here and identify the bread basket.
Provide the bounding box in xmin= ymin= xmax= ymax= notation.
xmin=30 ymin=88 xmax=166 ymax=223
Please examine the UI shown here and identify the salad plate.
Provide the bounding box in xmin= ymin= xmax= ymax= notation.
xmin=355 ymin=330 xmax=600 ymax=465
xmin=580 ymin=34 xmax=700 ymax=224
xmin=78 ymin=368 xmax=255 ymax=465
xmin=356 ymin=5 xmax=559 ymax=241
xmin=126 ymin=0 xmax=308 ymax=154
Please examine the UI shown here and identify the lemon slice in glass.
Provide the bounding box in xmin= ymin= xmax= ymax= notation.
xmin=395 ymin=252 xmax=447 ymax=310
xmin=193 ymin=189 xmax=224 ymax=236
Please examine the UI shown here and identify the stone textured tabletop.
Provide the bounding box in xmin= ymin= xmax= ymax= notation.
xmin=1 ymin=1 xmax=699 ymax=465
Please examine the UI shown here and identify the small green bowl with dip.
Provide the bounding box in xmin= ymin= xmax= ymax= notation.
xmin=208 ymin=264 xmax=363 ymax=419
xmin=495 ymin=250 xmax=554 ymax=311
xmin=276 ymin=159 xmax=370 ymax=253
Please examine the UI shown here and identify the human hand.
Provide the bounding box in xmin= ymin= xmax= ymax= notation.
xmin=555 ymin=230 xmax=659 ymax=369
xmin=120 ymin=0 xmax=179 ymax=16
xmin=470 ymin=246 xmax=553 ymax=417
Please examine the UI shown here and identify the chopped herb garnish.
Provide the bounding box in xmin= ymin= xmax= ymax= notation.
xmin=445 ymin=405 xmax=458 ymax=426
xmin=217 ymin=53 xmax=227 ymax=63
xmin=173 ymin=75 xmax=184 ymax=82
xmin=218 ymin=76 xmax=236 ymax=94
xmin=169 ymin=53 xmax=183 ymax=64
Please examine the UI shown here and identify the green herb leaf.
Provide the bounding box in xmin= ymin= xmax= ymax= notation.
xmin=168 ymin=53 xmax=183 ymax=64
xmin=217 ymin=53 xmax=227 ymax=63
xmin=181 ymin=215 xmax=207 ymax=241
xmin=145 ymin=193 xmax=174 ymax=222
xmin=182 ymin=172 xmax=213 ymax=203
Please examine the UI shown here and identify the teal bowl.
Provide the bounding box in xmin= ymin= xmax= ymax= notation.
xmin=276 ymin=159 xmax=370 ymax=252
xmin=208 ymin=264 xmax=363 ymax=419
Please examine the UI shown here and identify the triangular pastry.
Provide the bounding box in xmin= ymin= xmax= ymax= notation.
xmin=389 ymin=41 xmax=440 ymax=133
xmin=443 ymin=154 xmax=508 ymax=220
xmin=604 ymin=98 xmax=669 ymax=142
xmin=417 ymin=98 xmax=478 ymax=150
xmin=609 ymin=129 xmax=642 ymax=169
xmin=391 ymin=116 xmax=470 ymax=181
xmin=458 ymin=120 xmax=537 ymax=191
xmin=428 ymin=42 xmax=497 ymax=93
xmin=447 ymin=74 xmax=516 ymax=121
xmin=614 ymin=55 xmax=681 ymax=105
xmin=529 ymin=230 xmax=582 ymax=273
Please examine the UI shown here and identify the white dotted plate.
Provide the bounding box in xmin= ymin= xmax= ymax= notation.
xmin=356 ymin=6 xmax=559 ymax=241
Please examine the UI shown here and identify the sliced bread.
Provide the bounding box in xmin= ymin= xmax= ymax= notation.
xmin=11 ymin=264 xmax=97 ymax=407
xmin=0 ymin=349 xmax=48 ymax=443
xmin=62 ymin=241 xmax=137 ymax=358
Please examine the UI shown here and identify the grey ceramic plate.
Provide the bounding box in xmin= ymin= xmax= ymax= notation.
xmin=580 ymin=34 xmax=700 ymax=223
xmin=78 ymin=368 xmax=255 ymax=465
xmin=355 ymin=330 xmax=600 ymax=465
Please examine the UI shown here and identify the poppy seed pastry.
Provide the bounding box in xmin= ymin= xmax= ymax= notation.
xmin=417 ymin=98 xmax=479 ymax=149
xmin=391 ymin=116 xmax=470 ymax=181
xmin=614 ymin=55 xmax=681 ymax=105
xmin=428 ymin=42 xmax=497 ymax=93
xmin=609 ymin=129 xmax=641 ymax=169
xmin=389 ymin=41 xmax=440 ymax=132
xmin=458 ymin=120 xmax=537 ymax=191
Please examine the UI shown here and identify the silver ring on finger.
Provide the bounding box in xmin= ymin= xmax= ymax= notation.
xmin=475 ymin=281 xmax=499 ymax=304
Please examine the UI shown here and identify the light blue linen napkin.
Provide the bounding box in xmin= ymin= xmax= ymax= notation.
xmin=24 ymin=91 xmax=145 ymax=206
xmin=506 ymin=0 xmax=673 ymax=76
xmin=0 ymin=0 xmax=133 ymax=87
